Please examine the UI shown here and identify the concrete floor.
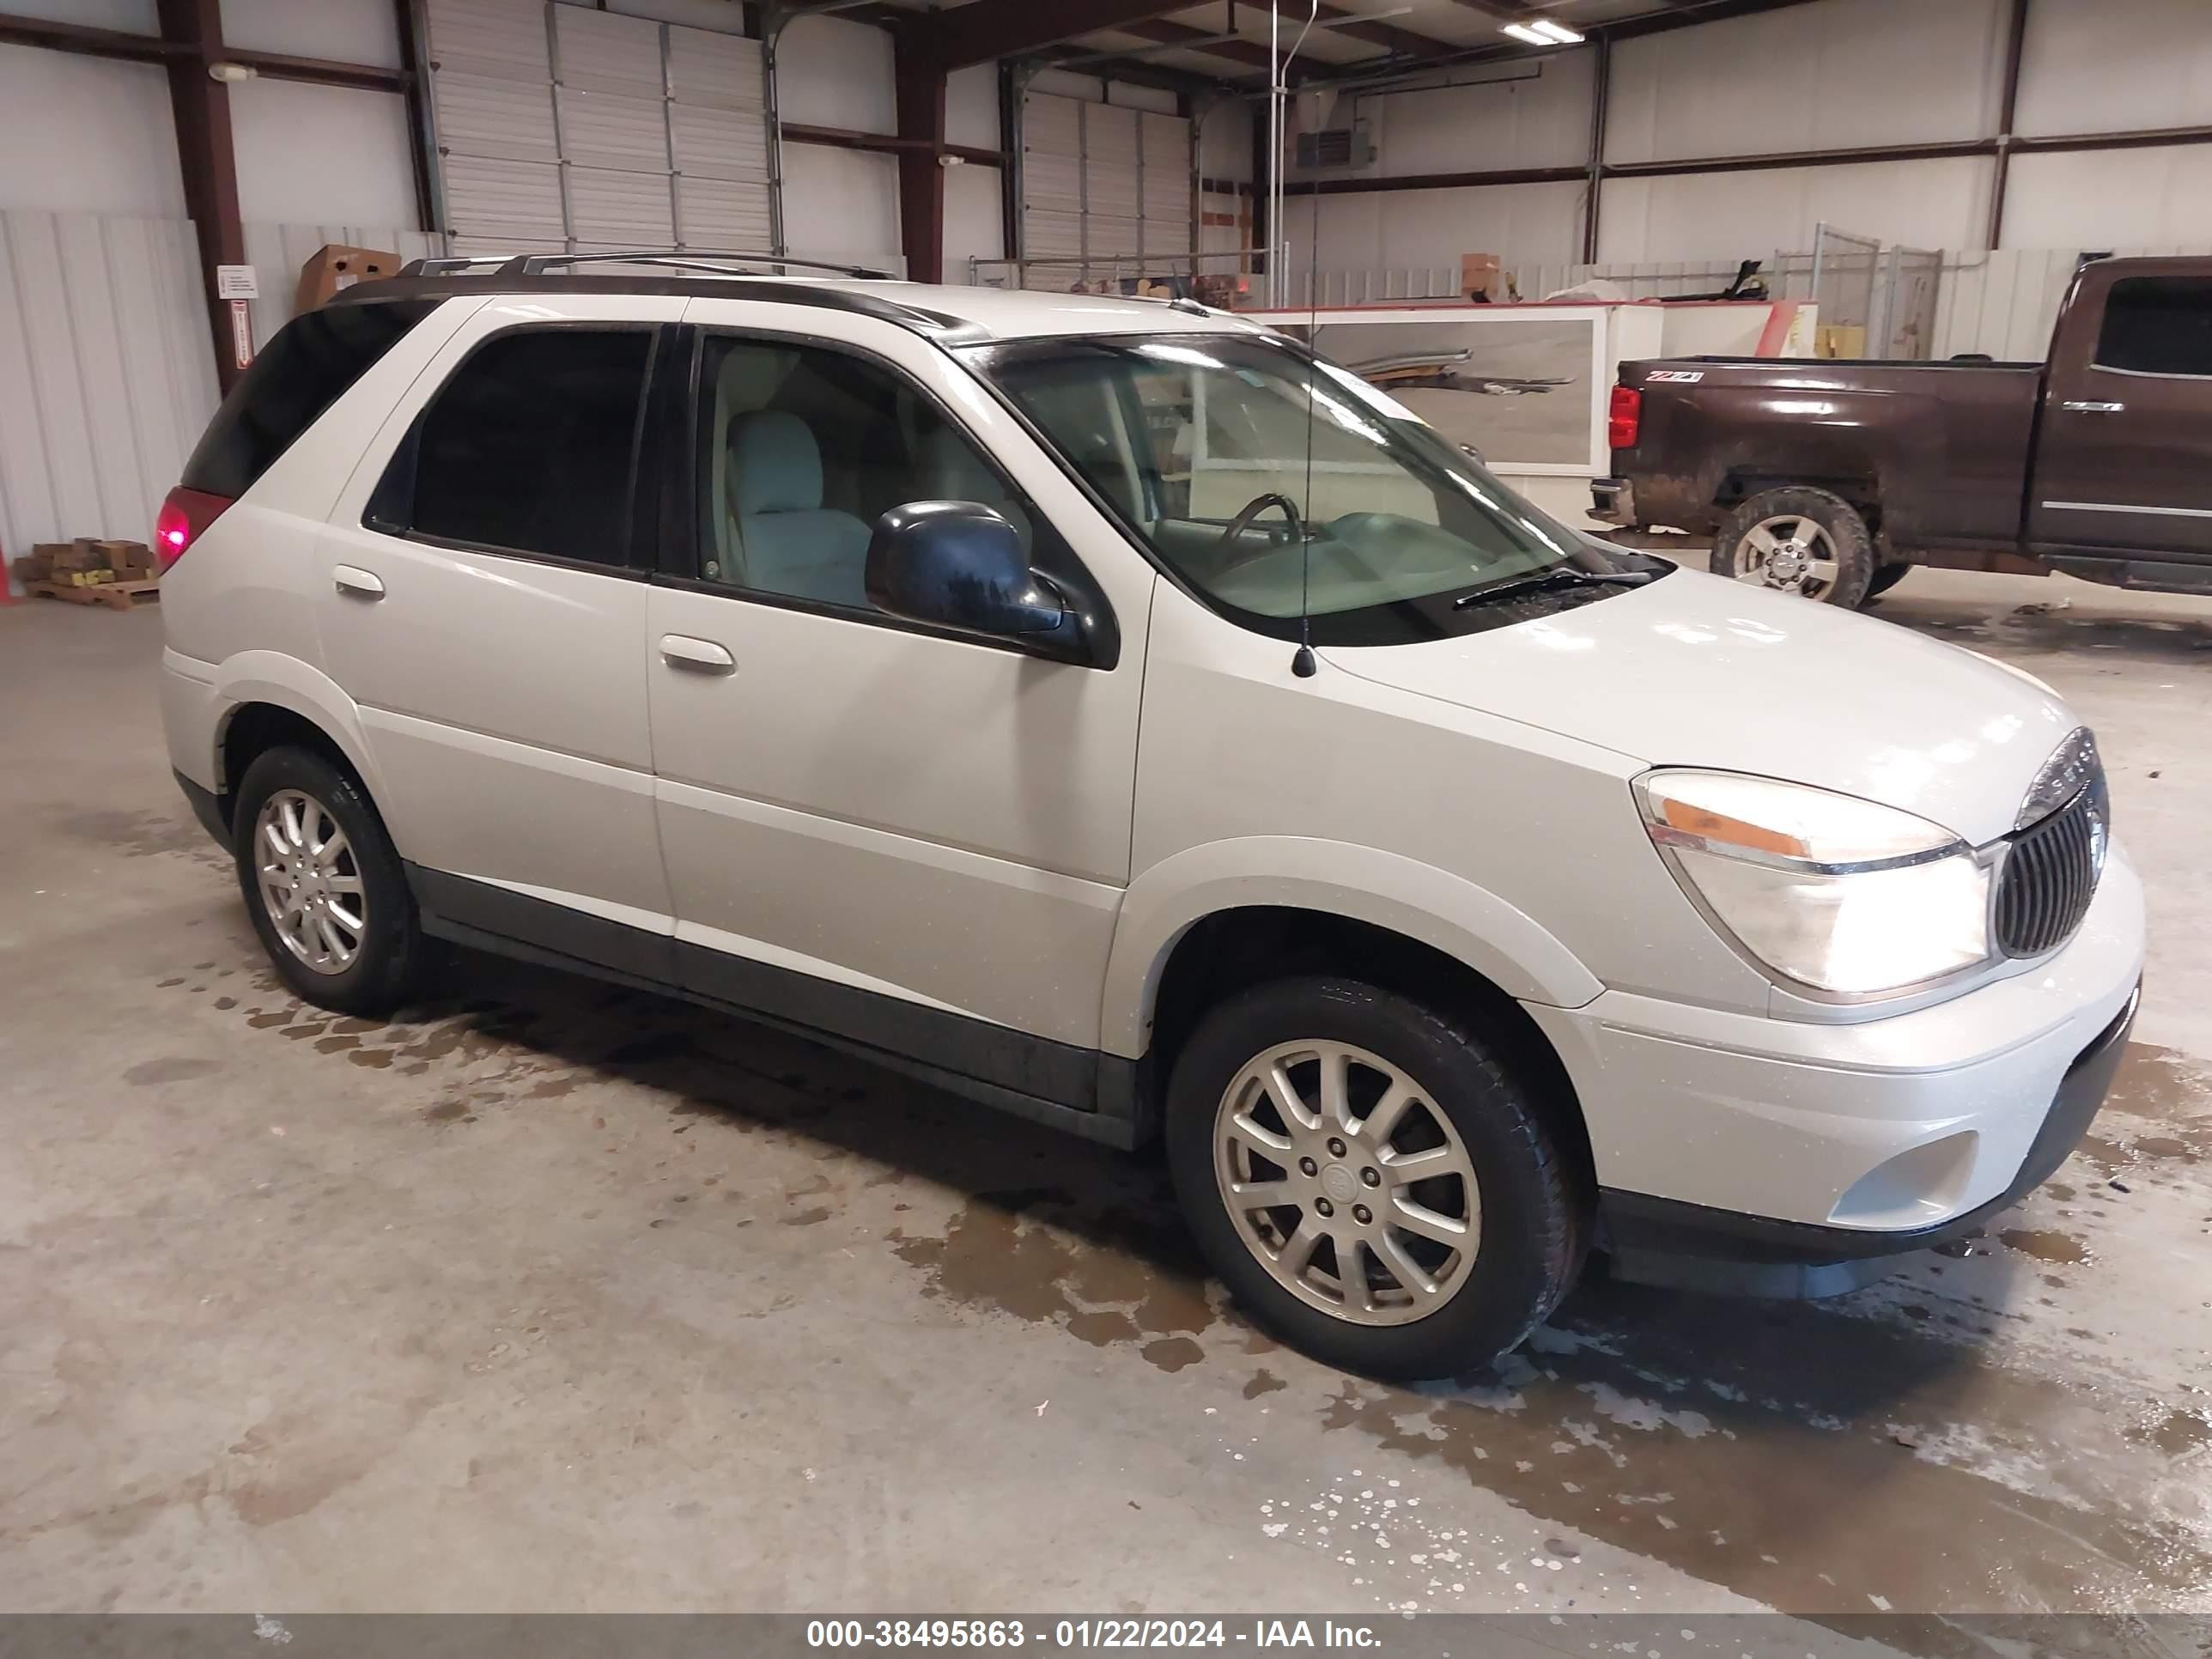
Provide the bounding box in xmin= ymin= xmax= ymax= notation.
xmin=3 ymin=567 xmax=2210 ymax=1628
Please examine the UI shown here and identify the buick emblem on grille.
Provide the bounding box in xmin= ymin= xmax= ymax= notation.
xmin=2018 ymin=727 xmax=2100 ymax=830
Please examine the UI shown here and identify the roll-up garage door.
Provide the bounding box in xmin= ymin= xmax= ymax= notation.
xmin=1018 ymin=91 xmax=1192 ymax=288
xmin=426 ymin=0 xmax=771 ymax=258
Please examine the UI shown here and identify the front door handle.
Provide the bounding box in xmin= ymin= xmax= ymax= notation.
xmin=660 ymin=635 xmax=735 ymax=673
xmin=2060 ymin=400 xmax=2125 ymax=414
xmin=333 ymin=564 xmax=385 ymax=599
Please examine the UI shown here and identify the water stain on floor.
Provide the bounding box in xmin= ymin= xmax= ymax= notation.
xmin=889 ymin=1186 xmax=1218 ymax=1371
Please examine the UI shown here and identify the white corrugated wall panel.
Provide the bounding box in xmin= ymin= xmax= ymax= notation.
xmin=666 ymin=24 xmax=767 ymax=249
xmin=676 ymin=175 xmax=772 ymax=246
xmin=2001 ymin=147 xmax=2212 ymax=251
xmin=1605 ymin=0 xmax=2007 ymax=166
xmin=568 ymin=166 xmax=674 ymax=245
xmin=426 ymin=0 xmax=550 ymax=83
xmin=1141 ymin=111 xmax=1191 ymax=258
xmin=1595 ymin=157 xmax=1992 ymax=264
xmin=1022 ymin=93 xmax=1084 ymax=219
xmin=552 ymin=4 xmax=663 ymax=99
xmin=672 ymin=102 xmax=765 ymax=181
xmin=2014 ymin=0 xmax=2212 ymax=137
xmin=1085 ymin=104 xmax=1141 ymax=222
xmin=0 ymin=210 xmax=217 ymax=575
xmin=556 ymin=87 xmax=670 ymax=173
xmin=667 ymin=25 xmax=762 ymax=111
xmin=445 ymin=155 xmax=567 ymax=243
xmin=433 ymin=72 xmax=558 ymax=165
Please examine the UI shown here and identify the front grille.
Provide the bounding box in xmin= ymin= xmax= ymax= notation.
xmin=1994 ymin=775 xmax=2107 ymax=957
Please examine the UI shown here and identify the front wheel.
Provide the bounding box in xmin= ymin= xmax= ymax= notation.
xmin=233 ymin=745 xmax=423 ymax=1016
xmin=1713 ymin=486 xmax=1876 ymax=606
xmin=1165 ymin=977 xmax=1587 ymax=1381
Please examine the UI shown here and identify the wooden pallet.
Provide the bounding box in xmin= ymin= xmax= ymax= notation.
xmin=28 ymin=577 xmax=160 ymax=611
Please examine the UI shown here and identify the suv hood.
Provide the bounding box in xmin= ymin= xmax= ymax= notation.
xmin=1320 ymin=565 xmax=2078 ymax=848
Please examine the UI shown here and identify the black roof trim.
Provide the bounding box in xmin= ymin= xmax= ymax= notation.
xmin=326 ymin=273 xmax=993 ymax=344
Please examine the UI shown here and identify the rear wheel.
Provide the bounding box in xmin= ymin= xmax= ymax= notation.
xmin=234 ymin=745 xmax=422 ymax=1016
xmin=1714 ymin=486 xmax=1875 ymax=607
xmin=1165 ymin=976 xmax=1586 ymax=1380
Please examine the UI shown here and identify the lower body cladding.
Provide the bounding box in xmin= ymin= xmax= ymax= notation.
xmin=1529 ymin=851 xmax=2147 ymax=1296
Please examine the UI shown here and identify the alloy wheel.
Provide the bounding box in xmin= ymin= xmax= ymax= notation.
xmin=253 ymin=788 xmax=365 ymax=976
xmin=1212 ymin=1041 xmax=1481 ymax=1326
xmin=1735 ymin=514 xmax=1840 ymax=599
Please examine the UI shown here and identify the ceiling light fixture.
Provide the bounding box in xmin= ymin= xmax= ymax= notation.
xmin=1503 ymin=19 xmax=1586 ymax=46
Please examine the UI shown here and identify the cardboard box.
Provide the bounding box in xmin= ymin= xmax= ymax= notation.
xmin=1461 ymin=252 xmax=1504 ymax=302
xmin=295 ymin=243 xmax=400 ymax=312
xmin=23 ymin=543 xmax=71 ymax=582
xmin=77 ymin=537 xmax=147 ymax=572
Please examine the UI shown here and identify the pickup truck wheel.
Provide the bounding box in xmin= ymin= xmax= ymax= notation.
xmin=1714 ymin=487 xmax=1875 ymax=606
xmin=1165 ymin=976 xmax=1587 ymax=1381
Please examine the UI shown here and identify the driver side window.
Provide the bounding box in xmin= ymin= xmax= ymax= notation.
xmin=696 ymin=334 xmax=1034 ymax=610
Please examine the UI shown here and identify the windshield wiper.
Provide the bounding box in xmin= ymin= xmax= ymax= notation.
xmin=1452 ymin=566 xmax=1655 ymax=610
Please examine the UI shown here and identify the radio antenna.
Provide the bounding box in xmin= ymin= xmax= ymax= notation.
xmin=1279 ymin=0 xmax=1322 ymax=679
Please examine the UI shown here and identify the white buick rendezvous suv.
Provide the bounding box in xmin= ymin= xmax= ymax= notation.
xmin=156 ymin=253 xmax=2143 ymax=1379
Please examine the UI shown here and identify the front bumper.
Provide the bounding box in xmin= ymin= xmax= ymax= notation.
xmin=1597 ymin=983 xmax=2136 ymax=1296
xmin=1589 ymin=477 xmax=1636 ymax=526
xmin=1524 ymin=847 xmax=2145 ymax=1296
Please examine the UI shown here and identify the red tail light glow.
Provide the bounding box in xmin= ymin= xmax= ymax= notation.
xmin=1607 ymin=386 xmax=1643 ymax=452
xmin=155 ymin=486 xmax=234 ymax=570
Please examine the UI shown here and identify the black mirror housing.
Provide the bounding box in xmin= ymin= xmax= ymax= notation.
xmin=865 ymin=501 xmax=1084 ymax=657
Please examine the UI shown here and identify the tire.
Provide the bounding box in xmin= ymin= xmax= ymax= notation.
xmin=1862 ymin=561 xmax=1912 ymax=605
xmin=1713 ymin=485 xmax=1876 ymax=607
xmin=233 ymin=745 xmax=422 ymax=1017
xmin=1165 ymin=976 xmax=1587 ymax=1381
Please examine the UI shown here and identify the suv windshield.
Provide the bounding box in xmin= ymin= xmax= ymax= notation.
xmin=966 ymin=331 xmax=1656 ymax=644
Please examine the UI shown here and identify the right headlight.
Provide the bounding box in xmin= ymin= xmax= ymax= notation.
xmin=1635 ymin=769 xmax=1991 ymax=999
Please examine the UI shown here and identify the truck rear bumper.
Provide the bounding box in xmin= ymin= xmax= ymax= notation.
xmin=1589 ymin=477 xmax=1636 ymax=526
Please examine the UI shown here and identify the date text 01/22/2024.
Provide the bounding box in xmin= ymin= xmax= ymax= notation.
xmin=805 ymin=1620 xmax=1384 ymax=1649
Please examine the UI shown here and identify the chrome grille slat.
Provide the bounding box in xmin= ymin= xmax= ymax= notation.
xmin=1994 ymin=763 xmax=2106 ymax=959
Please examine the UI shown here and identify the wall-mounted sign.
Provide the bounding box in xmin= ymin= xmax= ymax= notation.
xmin=215 ymin=264 xmax=259 ymax=301
xmin=228 ymin=299 xmax=253 ymax=371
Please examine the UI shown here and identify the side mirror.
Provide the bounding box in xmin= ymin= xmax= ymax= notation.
xmin=865 ymin=501 xmax=1076 ymax=649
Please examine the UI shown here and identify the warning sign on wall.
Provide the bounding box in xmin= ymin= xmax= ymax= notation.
xmin=228 ymin=298 xmax=253 ymax=372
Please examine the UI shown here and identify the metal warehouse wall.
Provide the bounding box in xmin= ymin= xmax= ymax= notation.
xmin=1280 ymin=0 xmax=2212 ymax=277
xmin=0 ymin=210 xmax=218 ymax=564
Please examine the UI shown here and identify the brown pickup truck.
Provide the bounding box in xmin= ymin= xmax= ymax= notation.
xmin=1590 ymin=254 xmax=2212 ymax=606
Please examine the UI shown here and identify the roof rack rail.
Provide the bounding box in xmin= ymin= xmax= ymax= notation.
xmin=398 ymin=253 xmax=518 ymax=276
xmin=493 ymin=249 xmax=896 ymax=281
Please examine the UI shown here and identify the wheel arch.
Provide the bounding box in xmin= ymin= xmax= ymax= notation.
xmin=1104 ymin=840 xmax=1603 ymax=1165
xmin=1134 ymin=902 xmax=1600 ymax=1206
xmin=207 ymin=654 xmax=387 ymax=830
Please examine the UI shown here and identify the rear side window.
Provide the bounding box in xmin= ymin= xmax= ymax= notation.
xmin=386 ymin=329 xmax=654 ymax=565
xmin=182 ymin=301 xmax=437 ymax=497
xmin=2094 ymin=277 xmax=2212 ymax=377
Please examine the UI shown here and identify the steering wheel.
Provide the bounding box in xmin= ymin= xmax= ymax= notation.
xmin=1212 ymin=492 xmax=1307 ymax=573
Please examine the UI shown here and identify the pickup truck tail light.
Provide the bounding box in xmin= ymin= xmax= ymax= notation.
xmin=155 ymin=486 xmax=234 ymax=570
xmin=1608 ymin=386 xmax=1643 ymax=451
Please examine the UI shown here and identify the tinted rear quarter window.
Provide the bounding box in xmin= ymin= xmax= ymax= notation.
xmin=182 ymin=301 xmax=438 ymax=497
xmin=391 ymin=329 xmax=654 ymax=565
xmin=2094 ymin=277 xmax=2212 ymax=377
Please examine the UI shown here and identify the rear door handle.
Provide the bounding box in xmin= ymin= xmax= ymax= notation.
xmin=660 ymin=635 xmax=735 ymax=673
xmin=333 ymin=564 xmax=385 ymax=599
xmin=2060 ymin=400 xmax=2125 ymax=414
